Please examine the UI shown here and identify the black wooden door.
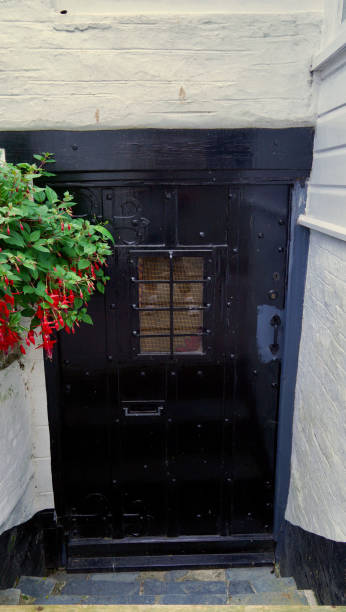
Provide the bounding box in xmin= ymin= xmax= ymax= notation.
xmin=0 ymin=128 xmax=314 ymax=566
xmin=58 ymin=183 xmax=288 ymax=553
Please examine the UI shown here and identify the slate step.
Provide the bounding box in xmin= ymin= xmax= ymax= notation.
xmin=13 ymin=568 xmax=313 ymax=607
xmin=0 ymin=588 xmax=21 ymax=605
xmin=17 ymin=576 xmax=57 ymax=598
xmin=228 ymin=590 xmax=309 ymax=605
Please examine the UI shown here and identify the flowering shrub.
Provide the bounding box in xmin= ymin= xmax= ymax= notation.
xmin=0 ymin=153 xmax=113 ymax=358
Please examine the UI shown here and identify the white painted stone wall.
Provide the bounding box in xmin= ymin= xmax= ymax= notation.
xmin=0 ymin=347 xmax=53 ymax=535
xmin=285 ymin=0 xmax=346 ymax=543
xmin=0 ymin=145 xmax=53 ymax=536
xmin=0 ymin=0 xmax=322 ymax=130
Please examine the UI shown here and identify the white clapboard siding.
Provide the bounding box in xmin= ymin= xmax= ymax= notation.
xmin=314 ymin=106 xmax=346 ymax=151
xmin=318 ymin=66 xmax=346 ymax=115
xmin=306 ymin=45 xmax=346 ymax=229
xmin=306 ymin=186 xmax=346 ymax=227
xmin=309 ymin=150 xmax=346 ymax=187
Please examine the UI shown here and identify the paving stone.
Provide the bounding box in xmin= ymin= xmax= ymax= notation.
xmin=228 ymin=580 xmax=254 ymax=594
xmin=175 ymin=569 xmax=226 ymax=581
xmin=0 ymin=588 xmax=21 ymax=604
xmin=160 ymin=593 xmax=228 ymax=604
xmin=90 ymin=571 xmax=140 ymax=582
xmin=228 ymin=590 xmax=309 ymax=605
xmin=165 ymin=569 xmax=189 ymax=581
xmin=85 ymin=595 xmax=158 ymax=604
xmin=17 ymin=576 xmax=56 ymax=598
xmin=50 ymin=571 xmax=89 ymax=582
xmin=142 ymin=578 xmax=226 ymax=595
xmin=34 ymin=594 xmax=88 ymax=605
xmin=62 ymin=577 xmax=139 ymax=596
xmin=138 ymin=570 xmax=166 ymax=582
xmin=226 ymin=566 xmax=275 ymax=581
xmin=251 ymin=575 xmax=297 ymax=592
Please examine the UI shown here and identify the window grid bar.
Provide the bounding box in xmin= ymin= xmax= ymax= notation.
xmin=133 ymin=306 xmax=209 ymax=312
xmin=169 ymin=253 xmax=174 ymax=357
xmin=138 ymin=332 xmax=207 ymax=339
xmin=131 ymin=279 xmax=210 ymax=284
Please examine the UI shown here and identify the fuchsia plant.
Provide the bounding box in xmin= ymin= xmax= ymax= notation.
xmin=0 ymin=153 xmax=113 ymax=358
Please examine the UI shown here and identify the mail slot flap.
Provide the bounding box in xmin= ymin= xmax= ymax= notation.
xmin=121 ymin=400 xmax=165 ymax=417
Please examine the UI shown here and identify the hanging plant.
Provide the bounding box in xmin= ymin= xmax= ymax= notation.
xmin=0 ymin=153 xmax=113 ymax=359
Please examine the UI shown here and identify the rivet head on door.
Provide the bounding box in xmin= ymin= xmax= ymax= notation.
xmin=268 ymin=290 xmax=278 ymax=300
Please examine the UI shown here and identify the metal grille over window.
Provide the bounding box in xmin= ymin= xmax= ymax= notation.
xmin=137 ymin=255 xmax=206 ymax=354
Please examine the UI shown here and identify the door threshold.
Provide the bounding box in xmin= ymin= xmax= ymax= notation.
xmin=67 ymin=551 xmax=274 ymax=573
xmin=68 ymin=533 xmax=274 ymax=558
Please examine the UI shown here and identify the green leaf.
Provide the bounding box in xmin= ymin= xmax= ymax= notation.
xmin=34 ymin=191 xmax=46 ymax=203
xmin=30 ymin=230 xmax=40 ymax=242
xmin=23 ymin=285 xmax=35 ymax=294
xmin=97 ymin=281 xmax=105 ymax=294
xmin=78 ymin=259 xmax=90 ymax=270
xmin=32 ymin=244 xmax=49 ymax=252
xmin=82 ymin=313 xmax=93 ymax=325
xmin=94 ymin=225 xmax=115 ymax=244
xmin=45 ymin=186 xmax=58 ymax=204
xmin=24 ymin=173 xmax=40 ymax=180
xmin=21 ymin=307 xmax=36 ymax=317
xmin=73 ymin=297 xmax=83 ymax=309
xmin=36 ymin=280 xmax=47 ymax=297
xmin=6 ymin=234 xmax=25 ymax=248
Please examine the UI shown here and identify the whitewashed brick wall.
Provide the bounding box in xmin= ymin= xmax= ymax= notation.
xmin=285 ymin=232 xmax=346 ymax=542
xmin=0 ymin=0 xmax=322 ymax=129
xmin=286 ymin=0 xmax=346 ymax=543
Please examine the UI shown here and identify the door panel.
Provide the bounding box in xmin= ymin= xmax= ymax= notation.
xmin=178 ymin=186 xmax=228 ymax=245
xmin=54 ymin=182 xmax=288 ymax=549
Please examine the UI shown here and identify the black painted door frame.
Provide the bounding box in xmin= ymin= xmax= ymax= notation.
xmin=0 ymin=129 xmax=313 ymax=566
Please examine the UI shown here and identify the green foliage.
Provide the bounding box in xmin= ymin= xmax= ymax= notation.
xmin=0 ymin=153 xmax=113 ymax=357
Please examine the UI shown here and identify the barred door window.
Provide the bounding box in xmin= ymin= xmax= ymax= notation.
xmin=136 ymin=255 xmax=207 ymax=355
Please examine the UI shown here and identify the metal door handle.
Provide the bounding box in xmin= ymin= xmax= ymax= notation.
xmin=270 ymin=315 xmax=281 ymax=355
